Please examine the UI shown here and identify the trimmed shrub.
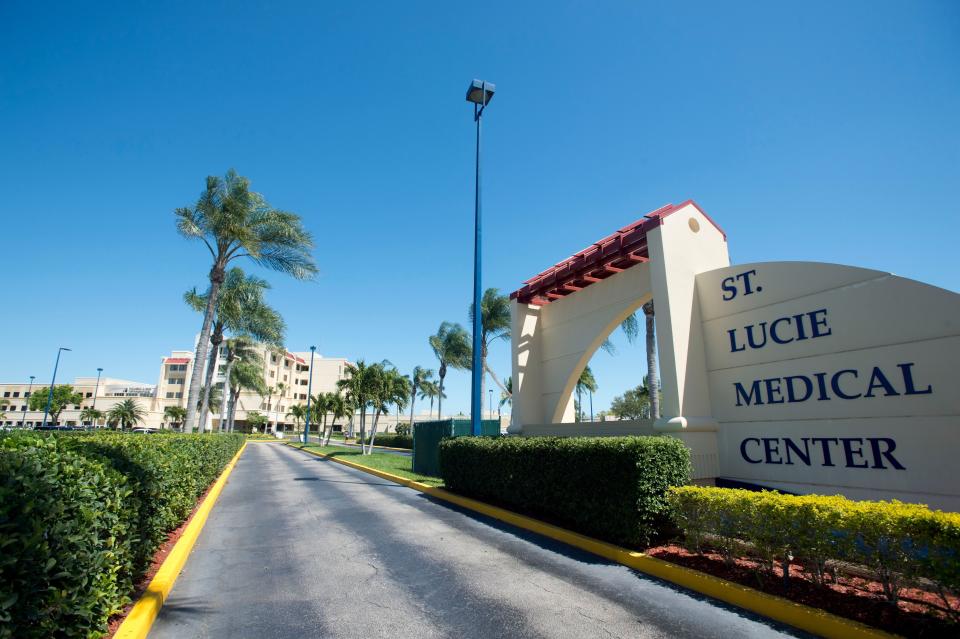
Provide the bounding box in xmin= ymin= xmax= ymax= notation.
xmin=667 ymin=486 xmax=960 ymax=606
xmin=365 ymin=433 xmax=413 ymax=449
xmin=0 ymin=435 xmax=134 ymax=639
xmin=439 ymin=435 xmax=690 ymax=545
xmin=0 ymin=431 xmax=244 ymax=638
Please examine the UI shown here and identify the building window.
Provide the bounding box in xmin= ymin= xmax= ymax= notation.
xmin=2 ymin=392 xmax=8 ymax=397
xmin=24 ymin=391 xmax=31 ymax=398
xmin=270 ymin=371 xmax=275 ymax=378
xmin=167 ymin=378 xmax=184 ymax=385
xmin=283 ymin=375 xmax=288 ymax=381
xmin=86 ymin=392 xmax=92 ymax=398
xmin=12 ymin=391 xmax=20 ymax=397
xmin=166 ymin=392 xmax=174 ymax=398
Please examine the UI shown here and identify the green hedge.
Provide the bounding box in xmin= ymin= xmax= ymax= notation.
xmin=365 ymin=433 xmax=413 ymax=449
xmin=439 ymin=436 xmax=690 ymax=545
xmin=0 ymin=431 xmax=244 ymax=638
xmin=668 ymin=486 xmax=960 ymax=606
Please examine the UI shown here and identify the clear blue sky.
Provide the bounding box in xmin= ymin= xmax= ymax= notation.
xmin=1 ymin=1 xmax=958 ymax=416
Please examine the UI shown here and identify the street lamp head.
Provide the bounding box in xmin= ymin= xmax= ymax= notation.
xmin=310 ymin=345 xmax=316 ymax=352
xmin=97 ymin=367 xmax=103 ymax=373
xmin=61 ymin=347 xmax=72 ymax=352
xmin=466 ymin=79 xmax=495 ymax=106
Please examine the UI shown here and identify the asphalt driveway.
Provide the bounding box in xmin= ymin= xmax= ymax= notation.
xmin=147 ymin=442 xmax=804 ymax=639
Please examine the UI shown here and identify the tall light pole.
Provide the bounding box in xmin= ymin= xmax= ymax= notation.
xmin=589 ymin=389 xmax=594 ymax=423
xmin=20 ymin=375 xmax=35 ymax=428
xmin=91 ymin=367 xmax=103 ymax=428
xmin=466 ymin=78 xmax=495 ymax=437
xmin=41 ymin=347 xmax=71 ymax=428
xmin=488 ymin=389 xmax=493 ymax=420
xmin=303 ymin=346 xmax=316 ymax=444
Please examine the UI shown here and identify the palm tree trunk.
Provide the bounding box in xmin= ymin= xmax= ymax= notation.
xmin=185 ymin=265 xmax=225 ymax=432
xmin=198 ymin=327 xmax=223 ymax=434
xmin=485 ymin=362 xmax=511 ymax=396
xmin=643 ymin=301 xmax=660 ymax=420
xmin=408 ymin=385 xmax=416 ymax=432
xmin=367 ymin=410 xmax=381 ymax=454
xmin=438 ymin=371 xmax=445 ymax=420
xmin=219 ymin=358 xmax=235 ymax=433
xmin=228 ymin=387 xmax=240 ymax=432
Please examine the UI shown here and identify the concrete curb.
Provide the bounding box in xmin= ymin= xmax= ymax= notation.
xmin=288 ymin=443 xmax=897 ymax=639
xmin=113 ymin=442 xmax=248 ymax=639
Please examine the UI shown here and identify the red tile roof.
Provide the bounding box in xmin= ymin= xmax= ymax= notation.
xmin=510 ymin=200 xmax=723 ymax=306
xmin=165 ymin=357 xmax=191 ymax=364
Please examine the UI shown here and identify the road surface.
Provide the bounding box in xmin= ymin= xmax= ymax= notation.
xmin=148 ymin=442 xmax=804 ymax=639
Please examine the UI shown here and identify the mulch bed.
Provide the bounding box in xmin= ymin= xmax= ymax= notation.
xmin=646 ymin=544 xmax=959 ymax=638
xmin=104 ymin=482 xmax=215 ymax=638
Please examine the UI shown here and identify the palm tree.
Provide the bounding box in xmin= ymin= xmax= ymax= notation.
xmin=274 ymin=382 xmax=287 ymax=431
xmin=407 ymin=366 xmax=434 ymax=430
xmin=227 ymin=357 xmax=266 ymax=432
xmin=499 ymin=376 xmax=512 ymax=411
xmin=185 ymin=267 xmax=286 ymax=430
xmin=367 ymin=367 xmax=410 ymax=454
xmin=337 ymin=360 xmax=378 ymax=442
xmin=575 ymin=366 xmax=598 ymax=422
xmin=417 ymin=380 xmax=439 ymax=419
xmin=286 ymin=404 xmax=308 ymax=435
xmin=217 ymin=337 xmax=262 ymax=432
xmin=325 ymin=390 xmax=351 ymax=445
xmin=176 ymin=169 xmax=317 ymax=432
xmin=163 ymin=405 xmax=187 ymax=430
xmin=309 ymin=392 xmax=332 ymax=443
xmin=80 ymin=407 xmax=105 ymax=428
xmin=428 ymin=322 xmax=472 ymax=420
xmin=642 ymin=301 xmax=659 ymax=420
xmin=107 ymin=399 xmax=146 ymax=430
xmin=469 ymin=288 xmax=512 ymax=414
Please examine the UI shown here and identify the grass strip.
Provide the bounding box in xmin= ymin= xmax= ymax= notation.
xmin=290 ymin=443 xmax=444 ymax=487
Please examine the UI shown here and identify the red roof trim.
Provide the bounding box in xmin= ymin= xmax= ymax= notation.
xmin=165 ymin=358 xmax=190 ymax=364
xmin=510 ymin=200 xmax=724 ymax=306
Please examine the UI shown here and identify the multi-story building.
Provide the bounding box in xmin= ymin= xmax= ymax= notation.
xmin=0 ymin=343 xmax=354 ymax=432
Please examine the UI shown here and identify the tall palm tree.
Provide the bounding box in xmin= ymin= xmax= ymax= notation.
xmin=107 ymin=399 xmax=146 ymax=430
xmin=428 ymin=322 xmax=472 ymax=420
xmin=337 ymin=360 xmax=384 ymax=442
xmin=575 ymin=366 xmax=598 ymax=422
xmin=407 ymin=366 xmax=434 ymax=430
xmin=418 ymin=380 xmax=440 ymax=419
xmin=468 ymin=288 xmax=512 ymax=415
xmin=367 ymin=367 xmax=410 ymax=454
xmin=309 ymin=392 xmax=332 ymax=443
xmin=163 ymin=405 xmax=187 ymax=430
xmin=176 ymin=169 xmax=317 ymax=432
xmin=227 ymin=358 xmax=266 ymax=432
xmin=325 ymin=390 xmax=351 ymax=445
xmin=80 ymin=407 xmax=105 ymax=429
xmin=217 ymin=336 xmax=263 ymax=431
xmin=642 ymin=301 xmax=659 ymax=420
xmin=286 ymin=404 xmax=308 ymax=434
xmin=185 ymin=267 xmax=286 ymax=430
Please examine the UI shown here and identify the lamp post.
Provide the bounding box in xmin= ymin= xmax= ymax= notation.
xmin=589 ymin=389 xmax=594 ymax=423
xmin=41 ymin=347 xmax=71 ymax=428
xmin=488 ymin=389 xmax=493 ymax=420
xmin=91 ymin=367 xmax=103 ymax=428
xmin=303 ymin=346 xmax=316 ymax=444
xmin=20 ymin=375 xmax=35 ymax=428
xmin=466 ymin=78 xmax=495 ymax=437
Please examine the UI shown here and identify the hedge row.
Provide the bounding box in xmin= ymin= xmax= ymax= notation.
xmin=668 ymin=486 xmax=960 ymax=606
xmin=439 ymin=436 xmax=690 ymax=545
xmin=364 ymin=433 xmax=413 ymax=449
xmin=0 ymin=432 xmax=244 ymax=639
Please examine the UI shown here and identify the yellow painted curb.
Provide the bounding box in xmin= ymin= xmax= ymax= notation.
xmin=113 ymin=442 xmax=248 ymax=639
xmin=289 ymin=443 xmax=897 ymax=639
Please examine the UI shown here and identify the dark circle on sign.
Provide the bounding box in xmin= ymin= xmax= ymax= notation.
xmin=756 ymin=286 xmax=763 ymax=292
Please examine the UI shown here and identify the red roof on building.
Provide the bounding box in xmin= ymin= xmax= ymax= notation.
xmin=285 ymin=352 xmax=307 ymax=364
xmin=510 ymin=200 xmax=723 ymax=306
xmin=165 ymin=357 xmax=191 ymax=364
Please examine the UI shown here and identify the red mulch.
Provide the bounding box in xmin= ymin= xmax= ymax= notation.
xmin=103 ymin=482 xmax=215 ymax=638
xmin=646 ymin=544 xmax=959 ymax=638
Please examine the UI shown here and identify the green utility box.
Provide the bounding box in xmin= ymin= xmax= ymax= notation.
xmin=412 ymin=419 xmax=500 ymax=477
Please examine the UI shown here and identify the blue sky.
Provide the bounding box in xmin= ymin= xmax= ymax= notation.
xmin=1 ymin=1 xmax=958 ymax=415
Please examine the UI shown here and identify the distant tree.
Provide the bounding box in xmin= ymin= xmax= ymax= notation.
xmin=80 ymin=407 xmax=105 ymax=428
xmin=418 ymin=380 xmax=441 ymax=419
xmin=367 ymin=367 xmax=410 ymax=454
xmin=428 ymin=322 xmax=471 ymax=419
xmin=286 ymin=404 xmax=308 ymax=434
xmin=107 ymin=399 xmax=146 ymax=430
xmin=163 ymin=405 xmax=188 ymax=430
xmin=246 ymin=411 xmax=268 ymax=433
xmin=608 ymin=380 xmax=652 ymax=420
xmin=28 ymin=385 xmax=83 ymax=425
xmin=407 ymin=366 xmax=434 ymax=430
xmin=575 ymin=366 xmax=598 ymax=422
xmin=468 ymin=288 xmax=512 ymax=414
xmin=642 ymin=301 xmax=659 ymax=420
